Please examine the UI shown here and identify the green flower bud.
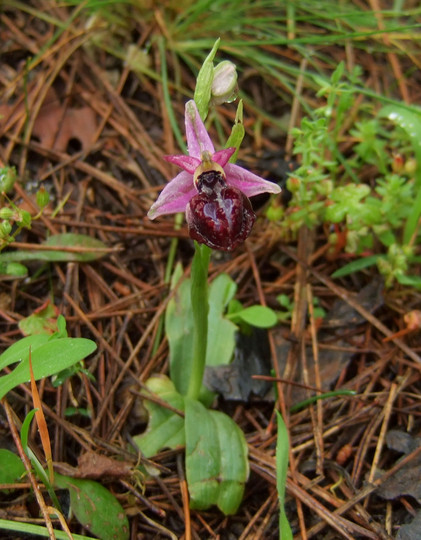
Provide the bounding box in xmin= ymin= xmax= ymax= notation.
xmin=211 ymin=60 xmax=238 ymax=105
xmin=17 ymin=209 xmax=32 ymax=229
xmin=0 ymin=207 xmax=14 ymax=220
xmin=36 ymin=186 xmax=50 ymax=209
xmin=0 ymin=166 xmax=17 ymax=193
xmin=0 ymin=220 xmax=12 ymax=238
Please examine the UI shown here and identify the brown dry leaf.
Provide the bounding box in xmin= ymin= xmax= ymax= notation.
xmin=397 ymin=512 xmax=421 ymax=540
xmin=76 ymin=451 xmax=132 ymax=479
xmin=377 ymin=430 xmax=421 ymax=503
xmin=0 ymin=87 xmax=97 ymax=152
xmin=32 ymin=92 xmax=97 ymax=152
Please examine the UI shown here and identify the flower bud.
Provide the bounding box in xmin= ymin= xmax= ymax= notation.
xmin=0 ymin=220 xmax=12 ymax=238
xmin=0 ymin=166 xmax=17 ymax=193
xmin=17 ymin=209 xmax=31 ymax=229
xmin=0 ymin=207 xmax=14 ymax=220
xmin=211 ymin=61 xmax=238 ymax=105
xmin=36 ymin=186 xmax=50 ymax=209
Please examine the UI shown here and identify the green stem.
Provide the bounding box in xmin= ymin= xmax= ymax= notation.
xmin=186 ymin=243 xmax=211 ymax=400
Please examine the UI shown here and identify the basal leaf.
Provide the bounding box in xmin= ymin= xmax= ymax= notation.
xmin=0 ymin=334 xmax=49 ymax=371
xmin=165 ymin=271 xmax=195 ymax=396
xmin=0 ymin=233 xmax=109 ymax=263
xmin=185 ymin=398 xmax=248 ymax=515
xmin=211 ymin=409 xmax=249 ymax=515
xmin=229 ymin=305 xmax=278 ymax=328
xmin=133 ymin=375 xmax=185 ymax=458
xmin=54 ymin=473 xmax=129 ymax=540
xmin=166 ymin=270 xmax=238 ymax=396
xmin=0 ymin=337 xmax=97 ymax=400
xmin=0 ymin=449 xmax=25 ymax=484
xmin=276 ymin=412 xmax=293 ymax=540
xmin=206 ymin=274 xmax=237 ymax=367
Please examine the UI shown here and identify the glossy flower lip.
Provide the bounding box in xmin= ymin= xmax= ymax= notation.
xmin=147 ymin=100 xmax=281 ymax=220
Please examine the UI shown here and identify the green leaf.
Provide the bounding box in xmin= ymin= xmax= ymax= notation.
xmin=20 ymin=409 xmax=50 ymax=488
xmin=379 ymin=104 xmax=421 ymax=243
xmin=403 ymin=186 xmax=421 ymax=246
xmin=18 ymin=302 xmax=59 ymax=336
xmin=133 ymin=375 xmax=185 ymax=458
xmin=0 ymin=233 xmax=109 ymax=263
xmin=0 ymin=519 xmax=95 ymax=539
xmin=165 ymin=271 xmax=195 ymax=396
xmin=229 ymin=305 xmax=278 ymax=328
xmin=331 ymin=254 xmax=381 ymax=278
xmin=185 ymin=397 xmax=249 ymax=515
xmin=276 ymin=412 xmax=293 ymax=540
xmin=396 ymin=274 xmax=421 ymax=290
xmin=194 ymin=38 xmax=220 ymax=120
xmin=0 ymin=334 xmax=49 ymax=371
xmin=0 ymin=337 xmax=97 ymax=400
xmin=54 ymin=473 xmax=129 ymax=540
xmin=330 ymin=60 xmax=345 ymax=85
xmin=166 ymin=269 xmax=238 ymax=397
xmin=0 ymin=449 xmax=25 ymax=485
xmin=0 ymin=261 xmax=28 ymax=278
xmin=206 ymin=274 xmax=237 ymax=367
xmin=379 ymin=104 xmax=421 ymax=187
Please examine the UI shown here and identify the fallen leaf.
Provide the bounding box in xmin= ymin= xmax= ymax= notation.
xmin=397 ymin=511 xmax=421 ymax=540
xmin=77 ymin=451 xmax=132 ymax=479
xmin=204 ymin=328 xmax=272 ymax=401
xmin=377 ymin=431 xmax=421 ymax=504
xmin=0 ymin=87 xmax=97 ymax=152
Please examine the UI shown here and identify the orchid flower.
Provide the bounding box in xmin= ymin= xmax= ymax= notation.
xmin=148 ymin=100 xmax=281 ymax=251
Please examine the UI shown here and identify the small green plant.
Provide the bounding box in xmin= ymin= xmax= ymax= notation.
xmin=0 ymin=314 xmax=131 ymax=540
xmin=134 ymin=41 xmax=280 ymax=516
xmin=267 ymin=62 xmax=421 ymax=289
xmin=277 ymin=294 xmax=326 ymax=322
xmin=0 ymin=166 xmax=110 ymax=278
xmin=0 ymin=315 xmax=96 ymax=401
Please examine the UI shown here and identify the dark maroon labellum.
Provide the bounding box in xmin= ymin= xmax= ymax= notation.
xmin=186 ymin=170 xmax=256 ymax=251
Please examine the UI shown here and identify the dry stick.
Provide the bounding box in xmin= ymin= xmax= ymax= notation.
xmin=288 ymin=225 xmax=314 ymax=540
xmin=369 ymin=0 xmax=410 ymax=103
xmin=18 ymin=32 xmax=92 ymax=178
xmin=249 ymin=447 xmax=382 ymax=540
xmin=238 ymin=490 xmax=277 ymax=540
xmin=285 ymin=57 xmax=308 ymax=158
xmin=254 ymin=493 xmax=282 ymax=538
xmin=176 ymin=453 xmax=191 ymax=540
xmin=367 ymin=381 xmax=399 ymax=485
xmin=119 ymin=479 xmax=165 ymax=518
xmin=246 ymin=244 xmax=286 ymax=431
xmin=69 ymin=269 xmax=181 ymax=434
xmin=282 ymin=245 xmax=421 ymax=365
xmin=286 ymin=478 xmax=375 ymax=540
xmin=82 ymin=57 xmax=167 ymax=179
xmin=2 ymin=399 xmax=57 ymax=540
xmin=306 ymin=442 xmax=421 ymax=538
xmin=33 ymin=141 xmax=139 ymax=200
xmin=306 ymin=284 xmax=324 ymax=476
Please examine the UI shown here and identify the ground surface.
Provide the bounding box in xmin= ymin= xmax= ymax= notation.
xmin=1 ymin=2 xmax=421 ymax=539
